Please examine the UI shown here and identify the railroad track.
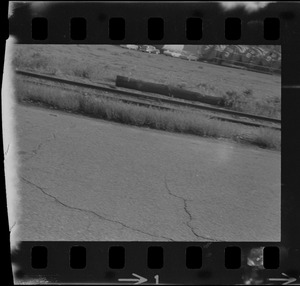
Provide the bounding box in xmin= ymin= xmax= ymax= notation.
xmin=16 ymin=69 xmax=281 ymax=131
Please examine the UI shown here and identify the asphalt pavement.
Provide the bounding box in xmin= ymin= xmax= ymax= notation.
xmin=14 ymin=104 xmax=280 ymax=241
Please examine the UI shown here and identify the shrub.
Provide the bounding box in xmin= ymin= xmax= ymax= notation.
xmin=221 ymin=89 xmax=281 ymax=119
xmin=73 ymin=67 xmax=93 ymax=79
xmin=251 ymin=127 xmax=281 ymax=150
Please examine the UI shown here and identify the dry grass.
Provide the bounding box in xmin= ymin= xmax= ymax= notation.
xmin=251 ymin=127 xmax=281 ymax=150
xmin=221 ymin=89 xmax=281 ymax=119
xmin=12 ymin=46 xmax=281 ymax=150
xmin=13 ymin=52 xmax=57 ymax=75
xmin=16 ymin=80 xmax=281 ymax=151
xmin=12 ymin=46 xmax=281 ymax=120
xmin=72 ymin=66 xmax=94 ymax=79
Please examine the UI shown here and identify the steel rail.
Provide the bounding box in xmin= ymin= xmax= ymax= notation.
xmin=19 ymin=76 xmax=280 ymax=130
xmin=16 ymin=69 xmax=281 ymax=125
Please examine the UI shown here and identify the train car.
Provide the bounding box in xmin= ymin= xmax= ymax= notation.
xmin=253 ymin=47 xmax=271 ymax=71
xmin=153 ymin=45 xmax=164 ymax=52
xmin=198 ymin=45 xmax=227 ymax=63
xmin=179 ymin=45 xmax=200 ymax=61
xmin=240 ymin=46 xmax=263 ymax=70
xmin=260 ymin=50 xmax=273 ymax=70
xmin=261 ymin=49 xmax=281 ymax=72
xmin=234 ymin=45 xmax=250 ymax=66
xmin=213 ymin=45 xmax=227 ymax=64
xmin=271 ymin=52 xmax=281 ymax=73
xmin=179 ymin=50 xmax=198 ymax=61
xmin=240 ymin=46 xmax=258 ymax=66
xmin=221 ymin=45 xmax=248 ymax=65
xmin=198 ymin=45 xmax=216 ymax=61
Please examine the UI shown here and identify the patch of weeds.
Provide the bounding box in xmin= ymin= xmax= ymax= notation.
xmin=73 ymin=67 xmax=93 ymax=79
xmin=222 ymin=90 xmax=241 ymax=109
xmin=221 ymin=88 xmax=280 ymax=118
xmin=177 ymin=82 xmax=187 ymax=89
xmin=243 ymin=88 xmax=253 ymax=97
xmin=197 ymin=82 xmax=208 ymax=89
xmin=251 ymin=127 xmax=281 ymax=150
xmin=12 ymin=51 xmax=57 ymax=74
xmin=16 ymin=79 xmax=281 ymax=151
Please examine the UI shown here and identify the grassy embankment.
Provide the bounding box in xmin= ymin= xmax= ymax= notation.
xmin=13 ymin=49 xmax=281 ymax=119
xmin=221 ymin=89 xmax=280 ymax=119
xmin=13 ymin=51 xmax=281 ymax=150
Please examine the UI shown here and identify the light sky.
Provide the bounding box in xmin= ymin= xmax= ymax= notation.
xmin=162 ymin=45 xmax=184 ymax=51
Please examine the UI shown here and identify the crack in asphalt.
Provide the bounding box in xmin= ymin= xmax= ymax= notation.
xmin=23 ymin=133 xmax=57 ymax=162
xmin=10 ymin=221 xmax=16 ymax=233
xmin=21 ymin=176 xmax=174 ymax=241
xmin=5 ymin=144 xmax=10 ymax=156
xmin=164 ymin=176 xmax=219 ymax=242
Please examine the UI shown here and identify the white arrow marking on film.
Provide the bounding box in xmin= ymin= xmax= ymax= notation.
xmin=118 ymin=273 xmax=148 ymax=285
xmin=269 ymin=273 xmax=297 ymax=285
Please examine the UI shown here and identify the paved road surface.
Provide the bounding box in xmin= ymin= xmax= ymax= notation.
xmin=14 ymin=104 xmax=280 ymax=241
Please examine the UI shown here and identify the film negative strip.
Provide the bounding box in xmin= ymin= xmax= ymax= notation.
xmin=1 ymin=1 xmax=300 ymax=285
